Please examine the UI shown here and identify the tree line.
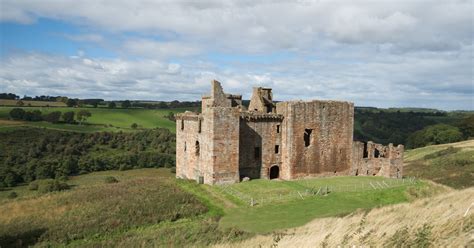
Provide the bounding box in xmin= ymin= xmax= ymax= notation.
xmin=0 ymin=128 xmax=176 ymax=187
xmin=9 ymin=108 xmax=92 ymax=124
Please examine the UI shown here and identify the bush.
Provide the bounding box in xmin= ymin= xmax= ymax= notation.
xmin=62 ymin=111 xmax=75 ymax=124
xmin=29 ymin=181 xmax=39 ymax=191
xmin=8 ymin=191 xmax=18 ymax=199
xmin=44 ymin=111 xmax=62 ymax=123
xmin=38 ymin=180 xmax=70 ymax=193
xmin=9 ymin=108 xmax=25 ymax=120
xmin=104 ymin=176 xmax=119 ymax=184
xmin=131 ymin=123 xmax=138 ymax=129
xmin=170 ymin=167 xmax=176 ymax=174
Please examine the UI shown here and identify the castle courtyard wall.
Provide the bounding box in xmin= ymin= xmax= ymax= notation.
xmin=277 ymin=100 xmax=354 ymax=180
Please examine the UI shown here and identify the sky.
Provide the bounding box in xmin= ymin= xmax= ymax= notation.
xmin=0 ymin=0 xmax=473 ymax=110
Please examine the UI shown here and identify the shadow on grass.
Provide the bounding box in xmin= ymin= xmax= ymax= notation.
xmin=0 ymin=228 xmax=47 ymax=248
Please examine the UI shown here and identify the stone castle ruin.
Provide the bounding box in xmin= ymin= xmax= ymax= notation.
xmin=175 ymin=80 xmax=404 ymax=185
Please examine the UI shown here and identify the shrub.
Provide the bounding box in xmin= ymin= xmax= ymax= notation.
xmin=9 ymin=108 xmax=25 ymax=120
xmin=170 ymin=167 xmax=176 ymax=174
xmin=131 ymin=123 xmax=138 ymax=129
xmin=8 ymin=191 xmax=18 ymax=199
xmin=38 ymin=179 xmax=70 ymax=193
xmin=44 ymin=111 xmax=62 ymax=123
xmin=104 ymin=176 xmax=119 ymax=184
xmin=29 ymin=181 xmax=39 ymax=191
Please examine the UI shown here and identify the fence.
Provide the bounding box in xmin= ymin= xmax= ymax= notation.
xmin=218 ymin=177 xmax=418 ymax=207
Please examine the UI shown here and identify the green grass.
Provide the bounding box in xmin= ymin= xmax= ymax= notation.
xmin=0 ymin=107 xmax=191 ymax=133
xmin=404 ymin=140 xmax=474 ymax=189
xmin=0 ymin=169 xmax=250 ymax=247
xmin=217 ymin=177 xmax=419 ymax=233
xmin=0 ymin=168 xmax=432 ymax=246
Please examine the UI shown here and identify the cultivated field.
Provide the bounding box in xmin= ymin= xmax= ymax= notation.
xmin=0 ymin=107 xmax=189 ymax=133
xmin=0 ymin=99 xmax=67 ymax=107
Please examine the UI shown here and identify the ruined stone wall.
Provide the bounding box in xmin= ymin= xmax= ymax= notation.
xmin=175 ymin=113 xmax=203 ymax=181
xmin=351 ymin=141 xmax=404 ymax=178
xmin=276 ymin=100 xmax=354 ymax=180
xmin=239 ymin=114 xmax=283 ymax=179
xmin=203 ymin=106 xmax=241 ymax=184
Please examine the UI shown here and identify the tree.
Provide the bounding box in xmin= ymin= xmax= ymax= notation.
xmin=122 ymin=100 xmax=131 ymax=109
xmin=9 ymin=108 xmax=25 ymax=120
xmin=62 ymin=111 xmax=75 ymax=124
xmin=77 ymin=110 xmax=92 ymax=125
xmin=407 ymin=124 xmax=464 ymax=148
xmin=44 ymin=111 xmax=62 ymax=123
xmin=131 ymin=123 xmax=138 ymax=129
xmin=24 ymin=110 xmax=42 ymax=121
xmin=458 ymin=115 xmax=474 ymax=139
xmin=66 ymin=99 xmax=77 ymax=107
xmin=108 ymin=101 xmax=116 ymax=109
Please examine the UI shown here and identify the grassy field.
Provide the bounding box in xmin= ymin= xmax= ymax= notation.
xmin=217 ymin=176 xmax=422 ymax=233
xmin=220 ymin=186 xmax=471 ymax=248
xmin=0 ymin=99 xmax=67 ymax=107
xmin=0 ymin=107 xmax=190 ymax=133
xmin=0 ymin=168 xmax=429 ymax=246
xmin=404 ymin=140 xmax=474 ymax=189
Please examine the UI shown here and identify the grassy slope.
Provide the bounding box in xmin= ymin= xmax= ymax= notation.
xmin=219 ymin=186 xmax=471 ymax=248
xmin=0 ymin=169 xmax=249 ymax=247
xmin=218 ymin=176 xmax=421 ymax=233
xmin=0 ymin=169 xmax=426 ymax=246
xmin=0 ymin=107 xmax=188 ymax=133
xmin=404 ymin=140 xmax=474 ymax=189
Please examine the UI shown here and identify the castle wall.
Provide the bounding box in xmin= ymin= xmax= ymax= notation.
xmin=203 ymin=107 xmax=240 ymax=184
xmin=239 ymin=116 xmax=282 ymax=179
xmin=277 ymin=100 xmax=354 ymax=180
xmin=176 ymin=114 xmax=203 ymax=181
xmin=351 ymin=141 xmax=404 ymax=178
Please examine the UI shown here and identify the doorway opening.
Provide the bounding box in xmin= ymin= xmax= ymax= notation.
xmin=269 ymin=165 xmax=279 ymax=179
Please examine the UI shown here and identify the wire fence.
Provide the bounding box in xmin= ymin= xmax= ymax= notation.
xmin=218 ymin=177 xmax=418 ymax=207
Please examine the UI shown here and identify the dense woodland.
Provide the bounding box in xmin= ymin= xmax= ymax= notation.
xmin=0 ymin=128 xmax=175 ymax=187
xmin=353 ymin=109 xmax=473 ymax=148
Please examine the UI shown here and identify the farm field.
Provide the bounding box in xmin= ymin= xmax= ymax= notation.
xmin=0 ymin=99 xmax=67 ymax=107
xmin=0 ymin=107 xmax=191 ymax=133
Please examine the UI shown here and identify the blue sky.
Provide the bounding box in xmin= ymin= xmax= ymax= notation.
xmin=0 ymin=0 xmax=473 ymax=110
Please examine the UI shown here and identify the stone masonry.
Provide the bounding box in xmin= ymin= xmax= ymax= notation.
xmin=175 ymin=80 xmax=404 ymax=185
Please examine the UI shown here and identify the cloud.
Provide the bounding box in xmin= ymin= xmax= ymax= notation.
xmin=123 ymin=39 xmax=202 ymax=58
xmin=63 ymin=33 xmax=104 ymax=43
xmin=1 ymin=50 xmax=472 ymax=110
xmin=1 ymin=1 xmax=472 ymax=110
xmin=2 ymin=0 xmax=472 ymax=53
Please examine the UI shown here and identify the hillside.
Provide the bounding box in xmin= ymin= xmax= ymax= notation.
xmin=0 ymin=168 xmax=431 ymax=247
xmin=404 ymin=140 xmax=474 ymax=188
xmin=218 ymin=186 xmax=473 ymax=247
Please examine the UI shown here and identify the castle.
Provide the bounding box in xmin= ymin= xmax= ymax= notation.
xmin=175 ymin=80 xmax=404 ymax=185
